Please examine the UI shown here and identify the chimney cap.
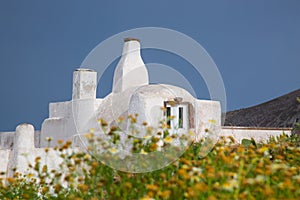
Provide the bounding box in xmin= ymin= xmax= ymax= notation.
xmin=75 ymin=68 xmax=95 ymax=72
xmin=124 ymin=37 xmax=140 ymax=43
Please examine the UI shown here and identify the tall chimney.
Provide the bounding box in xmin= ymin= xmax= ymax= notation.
xmin=112 ymin=38 xmax=149 ymax=93
xmin=72 ymin=68 xmax=97 ymax=100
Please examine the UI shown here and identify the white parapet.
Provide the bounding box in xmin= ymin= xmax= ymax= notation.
xmin=221 ymin=126 xmax=292 ymax=143
xmin=41 ymin=118 xmax=69 ymax=147
xmin=72 ymin=68 xmax=97 ymax=100
xmin=0 ymin=150 xmax=10 ymax=177
xmin=7 ymin=124 xmax=35 ymax=177
xmin=0 ymin=132 xmax=14 ymax=149
xmin=195 ymin=99 xmax=222 ymax=141
xmin=4 ymin=124 xmax=67 ymax=179
xmin=14 ymin=123 xmax=35 ymax=150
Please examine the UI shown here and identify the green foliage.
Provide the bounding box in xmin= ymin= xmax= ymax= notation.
xmin=1 ymin=130 xmax=300 ymax=199
xmin=241 ymin=139 xmax=252 ymax=147
xmin=241 ymin=138 xmax=257 ymax=148
xmin=294 ymin=123 xmax=300 ymax=131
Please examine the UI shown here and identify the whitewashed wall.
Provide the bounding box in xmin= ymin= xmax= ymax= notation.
xmin=221 ymin=126 xmax=291 ymax=143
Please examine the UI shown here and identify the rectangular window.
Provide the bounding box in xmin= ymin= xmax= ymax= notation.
xmin=178 ymin=107 xmax=183 ymax=128
xmin=164 ymin=101 xmax=190 ymax=131
xmin=166 ymin=106 xmax=171 ymax=126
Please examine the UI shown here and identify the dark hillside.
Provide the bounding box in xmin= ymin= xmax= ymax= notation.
xmin=225 ymin=89 xmax=300 ymax=128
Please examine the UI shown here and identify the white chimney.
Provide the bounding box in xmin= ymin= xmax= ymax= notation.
xmin=112 ymin=38 xmax=149 ymax=93
xmin=72 ymin=68 xmax=97 ymax=100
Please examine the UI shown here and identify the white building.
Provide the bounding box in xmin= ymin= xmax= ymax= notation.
xmin=0 ymin=38 xmax=291 ymax=177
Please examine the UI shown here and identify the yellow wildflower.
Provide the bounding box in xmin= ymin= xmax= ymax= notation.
xmin=89 ymin=128 xmax=95 ymax=133
xmin=140 ymin=149 xmax=148 ymax=155
xmin=164 ymin=136 xmax=173 ymax=143
xmin=85 ymin=133 xmax=94 ymax=139
xmin=78 ymin=184 xmax=89 ymax=192
xmin=208 ymin=119 xmax=216 ymax=124
xmin=146 ymin=184 xmax=159 ymax=191
xmin=222 ymin=179 xmax=238 ymax=191
xmin=108 ymin=148 xmax=118 ymax=154
xmin=158 ymin=190 xmax=171 ymax=199
xmin=258 ymin=146 xmax=269 ymax=154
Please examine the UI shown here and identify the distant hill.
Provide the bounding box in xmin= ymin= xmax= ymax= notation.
xmin=224 ymin=89 xmax=300 ymax=128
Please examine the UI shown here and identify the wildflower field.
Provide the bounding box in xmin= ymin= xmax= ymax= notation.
xmin=1 ymin=131 xmax=300 ymax=199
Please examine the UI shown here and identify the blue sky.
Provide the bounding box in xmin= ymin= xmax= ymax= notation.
xmin=0 ymin=1 xmax=300 ymax=131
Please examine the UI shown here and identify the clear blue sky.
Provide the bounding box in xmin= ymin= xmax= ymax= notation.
xmin=0 ymin=1 xmax=300 ymax=131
